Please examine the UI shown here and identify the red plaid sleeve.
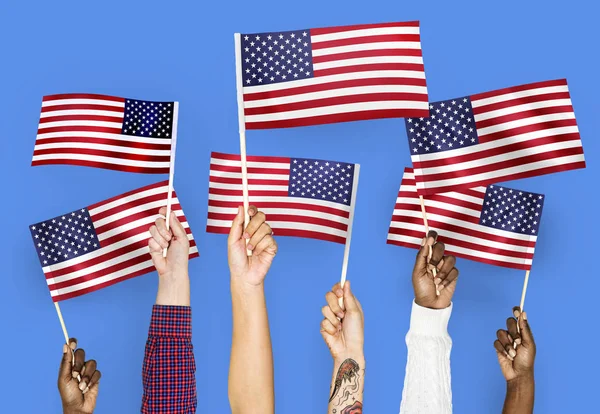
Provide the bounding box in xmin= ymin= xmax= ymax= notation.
xmin=141 ymin=305 xmax=197 ymax=413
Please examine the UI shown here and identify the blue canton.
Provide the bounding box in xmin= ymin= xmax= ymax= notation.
xmin=288 ymin=158 xmax=355 ymax=206
xmin=406 ymin=96 xmax=480 ymax=155
xmin=122 ymin=99 xmax=174 ymax=139
xmin=241 ymin=30 xmax=314 ymax=87
xmin=30 ymin=208 xmax=101 ymax=266
xmin=479 ymin=185 xmax=545 ymax=235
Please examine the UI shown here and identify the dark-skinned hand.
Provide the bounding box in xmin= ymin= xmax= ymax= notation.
xmin=58 ymin=339 xmax=101 ymax=414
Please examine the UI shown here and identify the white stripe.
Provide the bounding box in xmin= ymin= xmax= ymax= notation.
xmin=38 ymin=120 xmax=122 ymax=129
xmin=207 ymin=219 xmax=347 ymax=238
xmin=471 ymin=85 xmax=569 ymax=108
xmin=89 ymin=185 xmax=168 ymax=216
xmin=94 ymin=198 xmax=181 ymax=229
xmin=40 ymin=109 xmax=124 ymax=118
xmin=412 ymin=125 xmax=580 ymax=162
xmin=243 ymin=70 xmax=427 ymax=94
xmin=208 ymin=194 xmax=351 ymax=212
xmin=244 ymin=85 xmax=427 ymax=109
xmin=34 ymin=142 xmax=171 ymax=156
xmin=42 ymin=98 xmax=125 ymax=108
xmin=35 ymin=130 xmax=171 ymax=145
xmin=399 ymin=184 xmax=487 ymax=203
xmin=416 ymin=139 xmax=583 ymax=175
xmin=415 ymin=153 xmax=585 ymax=189
xmin=311 ymin=26 xmax=420 ymax=43
xmin=32 ymin=153 xmax=170 ymax=169
xmin=48 ymin=246 xmax=199 ymax=297
xmin=209 ymin=181 xmax=289 ymax=192
xmin=477 ymin=113 xmax=575 ymax=137
xmin=245 ymin=100 xmax=429 ymax=123
xmin=390 ymin=218 xmax=536 ymax=253
xmin=312 ymin=42 xmax=421 ymax=57
xmin=395 ymin=196 xmax=480 ymax=218
xmin=207 ymin=205 xmax=349 ymax=225
xmin=313 ymin=55 xmax=423 ymax=71
xmin=210 ymin=157 xmax=290 ymax=170
xmin=386 ymin=233 xmax=532 ymax=265
xmin=210 ymin=170 xmax=289 ymax=181
xmin=97 ymin=210 xmax=188 ymax=241
xmin=474 ymin=99 xmax=573 ymax=122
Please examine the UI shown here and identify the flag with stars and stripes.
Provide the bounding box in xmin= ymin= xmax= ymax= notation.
xmin=32 ymin=93 xmax=177 ymax=174
xmin=29 ymin=181 xmax=198 ymax=302
xmin=387 ymin=168 xmax=544 ymax=270
xmin=206 ymin=152 xmax=359 ymax=244
xmin=406 ymin=79 xmax=585 ymax=195
xmin=236 ymin=21 xmax=429 ymax=129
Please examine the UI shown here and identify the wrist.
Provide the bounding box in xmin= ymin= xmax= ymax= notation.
xmin=230 ymin=273 xmax=265 ymax=292
xmin=507 ymin=371 xmax=534 ymax=388
xmin=334 ymin=353 xmax=365 ymax=367
xmin=156 ymin=272 xmax=190 ymax=306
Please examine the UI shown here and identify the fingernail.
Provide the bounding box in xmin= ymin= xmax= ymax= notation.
xmin=438 ymin=284 xmax=445 ymax=291
xmin=337 ymin=312 xmax=344 ymax=319
xmin=63 ymin=344 xmax=68 ymax=354
xmin=507 ymin=354 xmax=514 ymax=361
xmin=79 ymin=381 xmax=87 ymax=391
xmin=507 ymin=334 xmax=513 ymax=343
xmin=509 ymin=349 xmax=517 ymax=358
xmin=335 ymin=289 xmax=343 ymax=297
xmin=80 ymin=366 xmax=86 ymax=376
xmin=434 ymin=278 xmax=441 ymax=285
xmin=522 ymin=312 xmax=527 ymax=321
xmin=247 ymin=244 xmax=254 ymax=250
xmin=83 ymin=386 xmax=90 ymax=394
xmin=72 ymin=371 xmax=79 ymax=379
xmin=515 ymin=338 xmax=522 ymax=345
xmin=513 ymin=309 xmax=521 ymax=318
xmin=243 ymin=232 xmax=250 ymax=239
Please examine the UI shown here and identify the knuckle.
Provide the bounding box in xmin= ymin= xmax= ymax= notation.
xmin=321 ymin=305 xmax=329 ymax=315
xmin=255 ymin=211 xmax=266 ymax=221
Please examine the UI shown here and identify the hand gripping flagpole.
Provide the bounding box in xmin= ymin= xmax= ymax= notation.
xmin=163 ymin=102 xmax=179 ymax=258
xmin=54 ymin=302 xmax=81 ymax=381
xmin=234 ymin=33 xmax=252 ymax=256
xmin=339 ymin=164 xmax=360 ymax=307
xmin=419 ymin=195 xmax=439 ymax=296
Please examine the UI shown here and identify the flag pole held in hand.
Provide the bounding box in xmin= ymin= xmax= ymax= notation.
xmin=419 ymin=195 xmax=439 ymax=295
xmin=163 ymin=102 xmax=179 ymax=258
xmin=339 ymin=165 xmax=360 ymax=308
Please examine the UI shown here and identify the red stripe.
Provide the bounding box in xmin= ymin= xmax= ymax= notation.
xmin=386 ymin=239 xmax=530 ymax=271
xmin=243 ymin=77 xmax=427 ymax=102
xmin=311 ymin=34 xmax=421 ymax=49
xmin=43 ymin=93 xmax=126 ymax=103
xmin=475 ymin=105 xmax=574 ymax=130
xmin=208 ymin=212 xmax=348 ymax=231
xmin=310 ymin=21 xmax=419 ymax=35
xmin=210 ymin=152 xmax=291 ymax=164
xmin=209 ymin=188 xmax=288 ymax=197
xmin=99 ymin=221 xmax=190 ymax=248
xmin=208 ymin=200 xmax=350 ymax=218
xmin=209 ymin=175 xmax=289 ymax=186
xmin=34 ymin=136 xmax=172 ymax=151
xmin=31 ymin=159 xmax=170 ymax=174
xmin=425 ymin=193 xmax=483 ymax=211
xmin=312 ymin=48 xmax=422 ymax=64
xmin=50 ymin=252 xmax=199 ymax=302
xmin=470 ymin=79 xmax=567 ymax=101
xmin=37 ymin=125 xmax=123 ymax=135
xmin=472 ymin=91 xmax=572 ymax=114
xmin=414 ymin=133 xmax=582 ymax=170
xmin=245 ymin=91 xmax=428 ymax=116
xmin=394 ymin=202 xmax=479 ymax=225
xmin=33 ymin=147 xmax=171 ymax=163
xmin=418 ymin=161 xmax=586 ymax=196
xmin=207 ymin=225 xmax=346 ymax=244
xmin=95 ymin=204 xmax=182 ymax=235
xmin=246 ymin=108 xmax=429 ymax=129
xmin=314 ymin=63 xmax=424 ymax=77
xmin=91 ymin=190 xmax=173 ymax=221
xmin=41 ymin=103 xmax=125 ymax=113
xmin=417 ymin=146 xmax=584 ymax=184
xmin=210 ymin=163 xmax=290 ymax=175
xmin=89 ymin=181 xmax=168 ymax=210
xmin=478 ymin=118 xmax=579 ymax=142
xmin=39 ymin=114 xmax=124 ymax=124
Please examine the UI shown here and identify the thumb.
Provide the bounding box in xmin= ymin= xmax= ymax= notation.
xmin=342 ymin=281 xmax=360 ymax=313
xmin=228 ymin=206 xmax=244 ymax=246
xmin=414 ymin=231 xmax=437 ymax=274
xmin=519 ymin=312 xmax=534 ymax=348
xmin=58 ymin=343 xmax=74 ymax=384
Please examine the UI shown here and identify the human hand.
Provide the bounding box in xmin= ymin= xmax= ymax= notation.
xmin=320 ymin=281 xmax=364 ymax=362
xmin=228 ymin=206 xmax=277 ymax=287
xmin=494 ymin=307 xmax=536 ymax=382
xmin=412 ymin=231 xmax=459 ymax=309
xmin=58 ymin=339 xmax=101 ymax=414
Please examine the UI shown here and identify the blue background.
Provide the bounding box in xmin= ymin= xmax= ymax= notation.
xmin=1 ymin=0 xmax=598 ymax=412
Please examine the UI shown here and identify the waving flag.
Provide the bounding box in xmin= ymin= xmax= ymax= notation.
xmin=32 ymin=93 xmax=177 ymax=174
xmin=387 ymin=168 xmax=544 ymax=270
xmin=407 ymin=79 xmax=585 ymax=195
xmin=236 ymin=21 xmax=429 ymax=129
xmin=30 ymin=181 xmax=198 ymax=302
xmin=206 ymin=152 xmax=359 ymax=244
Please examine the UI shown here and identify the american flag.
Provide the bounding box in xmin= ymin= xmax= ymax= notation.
xmin=30 ymin=181 xmax=198 ymax=302
xmin=387 ymin=168 xmax=544 ymax=270
xmin=32 ymin=93 xmax=176 ymax=174
xmin=206 ymin=152 xmax=359 ymax=244
xmin=237 ymin=21 xmax=429 ymax=129
xmin=407 ymin=79 xmax=585 ymax=195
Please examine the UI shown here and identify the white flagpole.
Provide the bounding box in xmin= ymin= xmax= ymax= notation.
xmin=519 ymin=270 xmax=531 ymax=311
xmin=234 ymin=33 xmax=252 ymax=256
xmin=419 ymin=195 xmax=439 ymax=295
xmin=339 ymin=165 xmax=360 ymax=306
xmin=54 ymin=302 xmax=80 ymax=381
xmin=162 ymin=102 xmax=179 ymax=258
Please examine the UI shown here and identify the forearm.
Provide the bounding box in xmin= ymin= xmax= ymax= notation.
xmin=328 ymin=354 xmax=365 ymax=414
xmin=228 ymin=279 xmax=274 ymax=414
xmin=155 ymin=273 xmax=190 ymax=306
xmin=503 ymin=374 xmax=535 ymax=414
xmin=400 ymin=301 xmax=453 ymax=414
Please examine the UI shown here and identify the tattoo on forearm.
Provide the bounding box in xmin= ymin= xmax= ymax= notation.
xmin=329 ymin=358 xmax=363 ymax=414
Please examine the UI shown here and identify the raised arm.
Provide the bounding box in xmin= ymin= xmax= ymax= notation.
xmin=142 ymin=208 xmax=196 ymax=413
xmin=400 ymin=232 xmax=459 ymax=414
xmin=228 ymin=206 xmax=278 ymax=414
xmin=494 ymin=307 xmax=536 ymax=414
xmin=321 ymin=281 xmax=365 ymax=414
